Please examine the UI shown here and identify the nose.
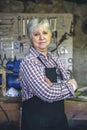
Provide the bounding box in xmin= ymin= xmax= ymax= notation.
xmin=39 ymin=33 xmax=44 ymax=40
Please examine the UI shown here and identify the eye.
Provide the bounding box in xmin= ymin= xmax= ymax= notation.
xmin=43 ymin=31 xmax=48 ymax=34
xmin=34 ymin=33 xmax=39 ymax=36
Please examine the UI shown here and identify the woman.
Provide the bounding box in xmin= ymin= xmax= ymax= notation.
xmin=19 ymin=18 xmax=78 ymax=130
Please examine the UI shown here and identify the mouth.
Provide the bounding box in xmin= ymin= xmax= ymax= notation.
xmin=39 ymin=41 xmax=46 ymax=44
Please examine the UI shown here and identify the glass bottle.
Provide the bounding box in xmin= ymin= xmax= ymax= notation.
xmin=0 ymin=54 xmax=3 ymax=68
xmin=14 ymin=55 xmax=17 ymax=62
xmin=3 ymin=53 xmax=8 ymax=68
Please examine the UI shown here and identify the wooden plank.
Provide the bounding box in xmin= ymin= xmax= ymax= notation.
xmin=0 ymin=69 xmax=6 ymax=96
xmin=0 ymin=102 xmax=20 ymax=121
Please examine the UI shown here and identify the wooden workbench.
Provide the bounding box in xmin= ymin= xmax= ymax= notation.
xmin=65 ymin=100 xmax=87 ymax=120
xmin=0 ymin=88 xmax=87 ymax=130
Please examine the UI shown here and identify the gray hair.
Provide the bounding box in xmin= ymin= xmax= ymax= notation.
xmin=27 ymin=18 xmax=51 ymax=39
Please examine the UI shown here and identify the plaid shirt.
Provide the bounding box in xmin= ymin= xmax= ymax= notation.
xmin=19 ymin=47 xmax=75 ymax=102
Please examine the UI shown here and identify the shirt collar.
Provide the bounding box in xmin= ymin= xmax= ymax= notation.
xmin=29 ymin=46 xmax=52 ymax=59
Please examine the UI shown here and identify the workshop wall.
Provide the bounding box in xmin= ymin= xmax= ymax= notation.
xmin=0 ymin=0 xmax=87 ymax=86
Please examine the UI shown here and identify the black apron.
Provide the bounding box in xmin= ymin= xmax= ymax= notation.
xmin=21 ymin=57 xmax=69 ymax=130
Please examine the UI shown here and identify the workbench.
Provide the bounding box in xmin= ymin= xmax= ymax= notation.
xmin=0 ymin=96 xmax=87 ymax=120
xmin=65 ymin=100 xmax=87 ymax=120
xmin=0 ymin=96 xmax=21 ymax=121
xmin=0 ymin=90 xmax=87 ymax=129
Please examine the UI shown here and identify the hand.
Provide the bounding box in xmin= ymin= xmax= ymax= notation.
xmin=44 ymin=76 xmax=52 ymax=85
xmin=68 ymin=79 xmax=78 ymax=90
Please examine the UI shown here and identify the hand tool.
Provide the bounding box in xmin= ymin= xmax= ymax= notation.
xmin=22 ymin=17 xmax=26 ymax=38
xmin=17 ymin=16 xmax=21 ymax=41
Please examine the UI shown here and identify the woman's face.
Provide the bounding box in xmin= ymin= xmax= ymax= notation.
xmin=31 ymin=25 xmax=51 ymax=52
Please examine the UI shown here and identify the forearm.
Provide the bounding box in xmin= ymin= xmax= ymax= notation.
xmin=20 ymin=56 xmax=75 ymax=103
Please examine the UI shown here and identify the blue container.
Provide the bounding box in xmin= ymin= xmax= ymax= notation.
xmin=13 ymin=60 xmax=21 ymax=73
xmin=6 ymin=60 xmax=14 ymax=71
xmin=6 ymin=60 xmax=21 ymax=73
xmin=6 ymin=74 xmax=21 ymax=89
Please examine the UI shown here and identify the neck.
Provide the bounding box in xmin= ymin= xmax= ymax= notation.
xmin=37 ymin=48 xmax=47 ymax=57
xmin=38 ymin=49 xmax=48 ymax=57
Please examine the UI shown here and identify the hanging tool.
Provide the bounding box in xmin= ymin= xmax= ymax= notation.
xmin=22 ymin=17 xmax=26 ymax=38
xmin=52 ymin=18 xmax=58 ymax=47
xmin=0 ymin=32 xmax=9 ymax=36
xmin=70 ymin=21 xmax=75 ymax=36
xmin=17 ymin=16 xmax=21 ymax=41
xmin=27 ymin=17 xmax=29 ymax=24
xmin=54 ymin=18 xmax=58 ymax=46
xmin=50 ymin=18 xmax=54 ymax=44
xmin=51 ymin=32 xmax=68 ymax=52
xmin=20 ymin=42 xmax=23 ymax=53
xmin=0 ymin=18 xmax=14 ymax=25
xmin=26 ymin=17 xmax=30 ymax=36
xmin=0 ymin=21 xmax=13 ymax=25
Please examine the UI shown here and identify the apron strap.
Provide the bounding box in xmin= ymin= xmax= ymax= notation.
xmin=37 ymin=56 xmax=58 ymax=68
xmin=37 ymin=57 xmax=47 ymax=67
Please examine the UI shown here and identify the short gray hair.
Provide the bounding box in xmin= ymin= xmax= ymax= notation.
xmin=27 ymin=18 xmax=51 ymax=39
